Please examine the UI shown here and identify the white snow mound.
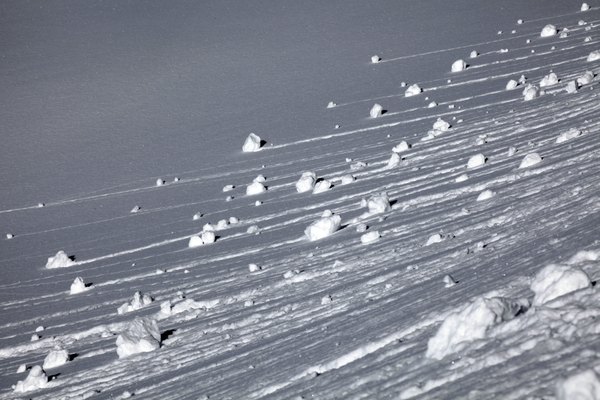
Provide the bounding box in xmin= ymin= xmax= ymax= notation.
xmin=577 ymin=71 xmax=594 ymax=86
xmin=305 ymin=213 xmax=341 ymax=241
xmin=556 ymin=128 xmax=582 ymax=143
xmin=387 ymin=153 xmax=401 ymax=168
xmin=523 ymin=85 xmax=539 ymax=101
xmin=313 ymin=179 xmax=332 ymax=194
xmin=296 ymin=171 xmax=316 ymax=193
xmin=540 ymin=24 xmax=558 ymax=37
xmin=392 ymin=141 xmax=410 ymax=153
xmin=587 ymin=50 xmax=600 ymax=62
xmin=370 ymin=103 xmax=383 ymax=118
xmin=556 ymin=369 xmax=600 ymax=400
xmin=117 ymin=291 xmax=153 ymax=315
xmin=451 ymin=59 xmax=467 ymax=72
xmin=432 ymin=118 xmax=451 ymax=132
xmin=70 ymin=277 xmax=89 ymax=294
xmin=360 ymin=231 xmax=380 ymax=244
xmin=43 ymin=348 xmax=69 ymax=369
xmin=405 ymin=84 xmax=422 ymax=97
xmin=531 ymin=264 xmax=591 ymax=306
xmin=45 ymin=250 xmax=75 ymax=269
xmin=425 ymin=233 xmax=443 ymax=246
xmin=467 ymin=153 xmax=486 ymax=169
xmin=540 ymin=72 xmax=559 ymax=87
xmin=13 ymin=365 xmax=47 ymax=393
xmin=477 ymin=189 xmax=496 ymax=201
xmin=246 ymin=181 xmax=266 ymax=195
xmin=116 ymin=317 xmax=161 ymax=358
xmin=519 ymin=153 xmax=542 ymax=169
xmin=426 ymin=297 xmax=528 ymax=360
xmin=371 ymin=55 xmax=381 ymax=64
xmin=242 ymin=133 xmax=262 ymax=152
xmin=367 ymin=193 xmax=391 ymax=214
xmin=506 ymin=79 xmax=518 ymax=90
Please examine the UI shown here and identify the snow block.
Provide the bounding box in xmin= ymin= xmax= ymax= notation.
xmin=519 ymin=153 xmax=542 ymax=169
xmin=246 ymin=181 xmax=266 ymax=195
xmin=367 ymin=193 xmax=391 ymax=214
xmin=242 ymin=133 xmax=262 ymax=152
xmin=404 ymin=84 xmax=422 ymax=97
xmin=426 ymin=297 xmax=528 ymax=360
xmin=296 ymin=171 xmax=316 ymax=193
xmin=70 ymin=277 xmax=89 ymax=294
xmin=116 ymin=317 xmax=161 ymax=358
xmin=540 ymin=24 xmax=558 ymax=37
xmin=556 ymin=369 xmax=600 ymax=400
xmin=531 ymin=264 xmax=591 ymax=306
xmin=425 ymin=233 xmax=443 ymax=246
xmin=467 ymin=153 xmax=486 ymax=169
xmin=432 ymin=118 xmax=451 ymax=132
xmin=451 ymin=59 xmax=467 ymax=72
xmin=370 ymin=103 xmax=383 ymax=118
xmin=43 ymin=348 xmax=69 ymax=369
xmin=470 ymin=50 xmax=478 ymax=59
xmin=304 ymin=213 xmax=341 ymax=241
xmin=45 ymin=250 xmax=75 ymax=269
xmin=13 ymin=365 xmax=47 ymax=393
xmin=577 ymin=71 xmax=594 ymax=86
xmin=371 ymin=55 xmax=381 ymax=64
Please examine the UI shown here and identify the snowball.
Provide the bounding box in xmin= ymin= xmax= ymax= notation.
xmin=203 ymin=223 xmax=214 ymax=232
xmin=371 ymin=55 xmax=381 ymax=64
xmin=405 ymin=84 xmax=422 ymax=97
xmin=556 ymin=128 xmax=582 ymax=143
xmin=255 ymin=200 xmax=262 ymax=206
xmin=455 ymin=173 xmax=469 ymax=183
xmin=587 ymin=50 xmax=600 ymax=62
xmin=540 ymin=72 xmax=559 ymax=87
xmin=467 ymin=153 xmax=486 ymax=169
xmin=392 ymin=141 xmax=410 ymax=153
xmin=246 ymin=181 xmax=266 ymax=195
xmin=43 ymin=348 xmax=69 ymax=369
xmin=367 ymin=193 xmax=391 ymax=214
xmin=117 ymin=291 xmax=153 ymax=315
xmin=327 ymin=101 xmax=337 ymax=109
xmin=425 ymin=233 xmax=443 ymax=246
xmin=581 ymin=2 xmax=591 ymax=11
xmin=340 ymin=174 xmax=355 ymax=185
xmin=470 ymin=50 xmax=478 ymax=58
xmin=519 ymin=153 xmax=542 ymax=169
xmin=304 ymin=213 xmax=342 ymax=241
xmin=523 ymin=85 xmax=539 ymax=101
xmin=426 ymin=297 xmax=528 ymax=360
xmin=387 ymin=153 xmax=401 ymax=168
xmin=242 ymin=133 xmax=262 ymax=152
xmin=313 ymin=179 xmax=332 ymax=194
xmin=577 ymin=71 xmax=595 ymax=86
xmin=506 ymin=79 xmax=518 ymax=90
xmin=356 ymin=223 xmax=368 ymax=233
xmin=477 ymin=189 xmax=496 ymax=201
xmin=13 ymin=365 xmax=47 ymax=393
xmin=45 ymin=250 xmax=74 ymax=269
xmin=360 ymin=231 xmax=381 ymax=244
xmin=155 ymin=178 xmax=164 ymax=187
xmin=451 ymin=59 xmax=467 ymax=72
xmin=556 ymin=369 xmax=600 ymax=400
xmin=540 ymin=24 xmax=557 ymax=38
xmin=35 ymin=326 xmax=44 ymax=332
xmin=369 ymin=103 xmax=384 ymax=118
xmin=70 ymin=277 xmax=89 ymax=295
xmin=531 ymin=264 xmax=591 ymax=306
xmin=432 ymin=118 xmax=451 ymax=131
xmin=116 ymin=317 xmax=161 ymax=358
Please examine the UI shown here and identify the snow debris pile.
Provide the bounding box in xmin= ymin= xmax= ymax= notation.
xmin=117 ymin=291 xmax=154 ymax=314
xmin=369 ymin=103 xmax=384 ymax=118
xmin=467 ymin=153 xmax=486 ymax=169
xmin=45 ymin=250 xmax=75 ymax=269
xmin=70 ymin=277 xmax=90 ymax=294
xmin=556 ymin=128 xmax=582 ymax=143
xmin=518 ymin=153 xmax=542 ymax=169
xmin=43 ymin=348 xmax=69 ymax=369
xmin=540 ymin=24 xmax=558 ymax=37
xmin=296 ymin=171 xmax=317 ymax=192
xmin=366 ymin=192 xmax=391 ymax=214
xmin=305 ymin=211 xmax=341 ymax=241
xmin=556 ymin=369 xmax=600 ymax=400
xmin=13 ymin=365 xmax=47 ymax=393
xmin=242 ymin=133 xmax=262 ymax=152
xmin=540 ymin=72 xmax=559 ymax=87
xmin=587 ymin=50 xmax=600 ymax=62
xmin=451 ymin=59 xmax=467 ymax=72
xmin=392 ymin=141 xmax=410 ymax=153
xmin=530 ymin=264 xmax=591 ymax=306
xmin=360 ymin=230 xmax=380 ymax=244
xmin=116 ymin=317 xmax=161 ymax=358
xmin=426 ymin=297 xmax=528 ymax=360
xmin=404 ymin=84 xmax=422 ymax=97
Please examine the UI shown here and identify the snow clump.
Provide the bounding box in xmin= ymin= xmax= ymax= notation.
xmin=426 ymin=297 xmax=528 ymax=360
xmin=523 ymin=85 xmax=539 ymax=101
xmin=556 ymin=369 xmax=600 ymax=400
xmin=371 ymin=55 xmax=381 ymax=63
xmin=540 ymin=24 xmax=558 ymax=37
xmin=519 ymin=153 xmax=542 ymax=169
xmin=246 ymin=181 xmax=266 ymax=195
xmin=425 ymin=233 xmax=443 ymax=246
xmin=242 ymin=133 xmax=262 ymax=152
xmin=556 ymin=128 xmax=582 ymax=143
xmin=387 ymin=153 xmax=401 ymax=168
xmin=470 ymin=50 xmax=478 ymax=58
xmin=455 ymin=173 xmax=469 ymax=183
xmin=43 ymin=348 xmax=69 ymax=369
xmin=506 ymin=79 xmax=518 ymax=90
xmin=45 ymin=250 xmax=75 ymax=269
xmin=540 ymin=72 xmax=559 ymax=87
xmin=155 ymin=178 xmax=164 ymax=187
xmin=313 ymin=179 xmax=332 ymax=194
xmin=581 ymin=3 xmax=591 ymax=11
xmin=404 ymin=84 xmax=422 ymax=97
xmin=587 ymin=50 xmax=600 ymax=62
xmin=13 ymin=365 xmax=47 ymax=393
xmin=369 ymin=103 xmax=383 ymax=118
xmin=296 ymin=172 xmax=317 ymax=192
xmin=70 ymin=277 xmax=89 ymax=294
xmin=477 ymin=189 xmax=496 ymax=201
xmin=467 ymin=153 xmax=486 ymax=169
xmin=340 ymin=174 xmax=355 ymax=185
xmin=117 ymin=291 xmax=153 ymax=315
xmin=361 ymin=231 xmax=380 ymax=244
xmin=366 ymin=193 xmax=391 ymax=214
xmin=577 ymin=71 xmax=595 ymax=86
xmin=327 ymin=101 xmax=336 ymax=108
xmin=305 ymin=212 xmax=341 ymax=241
xmin=531 ymin=264 xmax=591 ymax=306
xmin=392 ymin=141 xmax=410 ymax=153
xmin=451 ymin=59 xmax=467 ymax=72
xmin=116 ymin=317 xmax=161 ymax=358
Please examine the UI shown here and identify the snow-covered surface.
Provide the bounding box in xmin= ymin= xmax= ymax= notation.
xmin=3 ymin=1 xmax=600 ymax=399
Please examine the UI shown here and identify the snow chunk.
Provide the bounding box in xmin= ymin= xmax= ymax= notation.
xmin=506 ymin=79 xmax=518 ymax=90
xmin=130 ymin=205 xmax=141 ymax=213
xmin=557 ymin=369 xmax=600 ymax=400
xmin=451 ymin=59 xmax=467 ymax=72
xmin=340 ymin=174 xmax=355 ymax=185
xmin=443 ymin=274 xmax=457 ymax=288
xmin=366 ymin=193 xmax=391 ymax=214
xmin=387 ymin=153 xmax=400 ymax=168
xmin=531 ymin=264 xmax=591 ymax=306
xmin=326 ymin=101 xmax=336 ymax=109
xmin=519 ymin=153 xmax=542 ymax=169
xmin=116 ymin=317 xmax=161 ymax=359
xmin=13 ymin=365 xmax=47 ymax=393
xmin=426 ymin=297 xmax=528 ymax=360
xmin=371 ymin=55 xmax=381 ymax=64
xmin=360 ymin=231 xmax=380 ymax=244
xmin=470 ymin=50 xmax=478 ymax=58
xmin=432 ymin=118 xmax=451 ymax=132
xmin=581 ymin=2 xmax=591 ymax=11
xmin=246 ymin=181 xmax=266 ymax=195
xmin=248 ymin=263 xmax=261 ymax=272
xmin=43 ymin=348 xmax=69 ymax=369
xmin=6 ymin=233 xmax=14 ymax=239
xmin=117 ymin=291 xmax=153 ymax=315
xmin=540 ymin=72 xmax=559 ymax=87
xmin=70 ymin=277 xmax=89 ymax=295
xmin=577 ymin=71 xmax=595 ymax=86
xmin=425 ymin=233 xmax=443 ymax=246
xmin=477 ymin=189 xmax=496 ymax=201
xmin=192 ymin=212 xmax=202 ymax=221
xmin=556 ymin=128 xmax=582 ymax=143
xmin=467 ymin=153 xmax=486 ymax=169
xmin=369 ymin=103 xmax=383 ymax=118
xmin=16 ymin=364 xmax=26 ymax=373
xmin=455 ymin=173 xmax=469 ymax=183
xmin=540 ymin=24 xmax=557 ymax=37
xmin=222 ymin=184 xmax=235 ymax=192
xmin=155 ymin=178 xmax=164 ymax=187
xmin=305 ymin=212 xmax=341 ymax=241
xmin=404 ymin=84 xmax=422 ymax=97
xmin=523 ymin=85 xmax=539 ymax=101
xmin=242 ymin=133 xmax=262 ymax=152
xmin=392 ymin=141 xmax=410 ymax=153
xmin=313 ymin=179 xmax=332 ymax=194
xmin=566 ymin=80 xmax=580 ymax=94
xmin=45 ymin=250 xmax=74 ymax=269
xmin=587 ymin=50 xmax=600 ymax=62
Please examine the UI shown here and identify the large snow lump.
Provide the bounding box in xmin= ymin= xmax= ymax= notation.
xmin=116 ymin=317 xmax=161 ymax=358
xmin=531 ymin=264 xmax=591 ymax=306
xmin=242 ymin=133 xmax=262 ymax=152
xmin=304 ymin=213 xmax=342 ymax=241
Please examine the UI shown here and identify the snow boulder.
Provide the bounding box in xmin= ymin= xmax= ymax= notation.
xmin=506 ymin=79 xmax=518 ymax=90
xmin=369 ymin=103 xmax=384 ymax=118
xmin=242 ymin=133 xmax=262 ymax=152
xmin=519 ymin=153 xmax=542 ymax=169
xmin=45 ymin=250 xmax=75 ymax=269
xmin=387 ymin=153 xmax=401 ymax=168
xmin=540 ymin=24 xmax=558 ymax=37
xmin=531 ymin=264 xmax=591 ymax=306
xmin=540 ymin=72 xmax=559 ymax=87
xmin=70 ymin=277 xmax=89 ymax=294
xmin=246 ymin=181 xmax=266 ymax=195
xmin=304 ymin=212 xmax=341 ymax=241
xmin=451 ymin=59 xmax=467 ymax=72
xmin=296 ymin=172 xmax=317 ymax=193
xmin=404 ymin=84 xmax=422 ymax=97
xmin=13 ymin=365 xmax=47 ymax=393
xmin=467 ymin=153 xmax=486 ymax=169
xmin=392 ymin=141 xmax=410 ymax=153
xmin=425 ymin=233 xmax=443 ymax=246
xmin=360 ymin=231 xmax=380 ymax=244
xmin=587 ymin=50 xmax=600 ymax=62
xmin=117 ymin=291 xmax=153 ymax=315
xmin=523 ymin=85 xmax=539 ymax=101
xmin=577 ymin=71 xmax=595 ymax=86
xmin=116 ymin=317 xmax=161 ymax=359
xmin=426 ymin=297 xmax=528 ymax=360
xmin=371 ymin=55 xmax=381 ymax=64
xmin=43 ymin=348 xmax=69 ymax=369
xmin=313 ymin=179 xmax=332 ymax=194
xmin=366 ymin=193 xmax=391 ymax=214
xmin=556 ymin=369 xmax=600 ymax=400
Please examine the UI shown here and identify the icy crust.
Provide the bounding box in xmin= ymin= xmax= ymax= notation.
xmin=531 ymin=264 xmax=591 ymax=306
xmin=116 ymin=317 xmax=161 ymax=358
xmin=304 ymin=212 xmax=341 ymax=241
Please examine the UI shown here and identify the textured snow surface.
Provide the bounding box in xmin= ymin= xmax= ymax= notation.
xmin=3 ymin=1 xmax=600 ymax=399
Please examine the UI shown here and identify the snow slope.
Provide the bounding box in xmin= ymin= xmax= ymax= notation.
xmin=2 ymin=1 xmax=600 ymax=399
